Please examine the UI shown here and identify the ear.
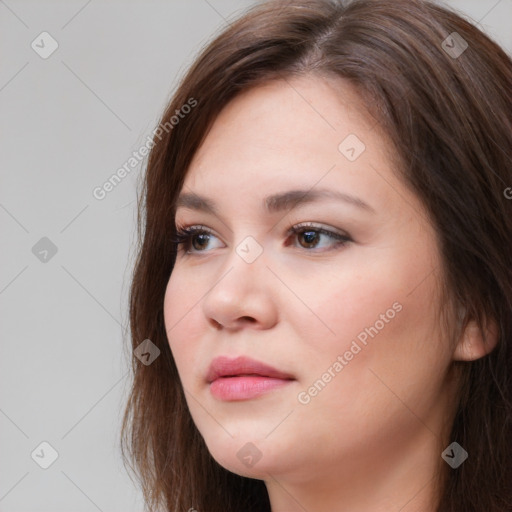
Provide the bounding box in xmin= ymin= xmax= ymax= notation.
xmin=453 ymin=315 xmax=499 ymax=361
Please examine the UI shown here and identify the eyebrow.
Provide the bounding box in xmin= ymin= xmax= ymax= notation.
xmin=175 ymin=188 xmax=376 ymax=215
xmin=176 ymin=189 xmax=376 ymax=215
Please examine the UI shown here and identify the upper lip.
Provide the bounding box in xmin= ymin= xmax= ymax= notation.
xmin=206 ymin=356 xmax=295 ymax=383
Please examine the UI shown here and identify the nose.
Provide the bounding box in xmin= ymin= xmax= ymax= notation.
xmin=201 ymin=244 xmax=278 ymax=331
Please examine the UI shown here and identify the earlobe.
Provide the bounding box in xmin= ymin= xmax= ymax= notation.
xmin=453 ymin=316 xmax=499 ymax=361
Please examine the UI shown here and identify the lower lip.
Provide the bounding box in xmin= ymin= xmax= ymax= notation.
xmin=209 ymin=376 xmax=293 ymax=401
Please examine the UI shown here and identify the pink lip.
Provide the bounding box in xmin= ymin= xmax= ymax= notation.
xmin=206 ymin=356 xmax=295 ymax=401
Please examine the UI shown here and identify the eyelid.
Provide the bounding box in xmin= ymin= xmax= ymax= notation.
xmin=289 ymin=221 xmax=351 ymax=239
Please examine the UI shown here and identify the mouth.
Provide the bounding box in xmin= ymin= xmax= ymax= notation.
xmin=206 ymin=356 xmax=295 ymax=401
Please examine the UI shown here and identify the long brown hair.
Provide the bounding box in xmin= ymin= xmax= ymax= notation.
xmin=120 ymin=1 xmax=512 ymax=510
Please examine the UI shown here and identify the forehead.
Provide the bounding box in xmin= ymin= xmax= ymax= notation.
xmin=177 ymin=75 xmax=416 ymax=223
xmin=187 ymin=75 xmax=378 ymax=172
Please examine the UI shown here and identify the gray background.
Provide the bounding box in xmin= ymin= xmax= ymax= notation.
xmin=1 ymin=1 xmax=510 ymax=511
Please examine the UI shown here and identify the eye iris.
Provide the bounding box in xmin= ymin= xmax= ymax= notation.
xmin=193 ymin=233 xmax=210 ymax=250
xmin=299 ymin=230 xmax=319 ymax=248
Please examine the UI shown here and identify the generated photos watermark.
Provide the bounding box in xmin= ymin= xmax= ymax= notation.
xmin=92 ymin=97 xmax=197 ymax=201
xmin=297 ymin=301 xmax=403 ymax=405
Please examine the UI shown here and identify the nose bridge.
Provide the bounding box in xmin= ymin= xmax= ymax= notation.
xmin=234 ymin=233 xmax=266 ymax=266
xmin=214 ymin=232 xmax=268 ymax=299
xmin=201 ymin=232 xmax=277 ymax=328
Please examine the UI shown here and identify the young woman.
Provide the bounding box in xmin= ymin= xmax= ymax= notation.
xmin=121 ymin=0 xmax=512 ymax=510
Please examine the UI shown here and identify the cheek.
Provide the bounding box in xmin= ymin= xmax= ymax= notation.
xmin=163 ymin=272 xmax=205 ymax=382
xmin=287 ymin=259 xmax=406 ymax=354
xmin=291 ymin=271 xmax=448 ymax=451
xmin=293 ymin=242 xmax=447 ymax=384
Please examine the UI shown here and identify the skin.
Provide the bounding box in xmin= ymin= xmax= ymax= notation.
xmin=163 ymin=75 xmax=496 ymax=512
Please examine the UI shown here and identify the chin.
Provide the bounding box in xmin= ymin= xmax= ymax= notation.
xmin=201 ymin=432 xmax=292 ymax=480
xmin=210 ymin=450 xmax=274 ymax=480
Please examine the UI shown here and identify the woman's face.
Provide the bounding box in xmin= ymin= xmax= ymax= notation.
xmin=163 ymin=76 xmax=457 ymax=490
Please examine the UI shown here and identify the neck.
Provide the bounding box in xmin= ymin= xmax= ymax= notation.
xmin=264 ymin=426 xmax=448 ymax=512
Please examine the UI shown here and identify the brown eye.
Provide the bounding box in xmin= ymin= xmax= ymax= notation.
xmin=288 ymin=224 xmax=351 ymax=251
xmin=172 ymin=225 xmax=222 ymax=254
xmin=191 ymin=232 xmax=211 ymax=251
xmin=297 ymin=230 xmax=321 ymax=249
xmin=172 ymin=223 xmax=351 ymax=255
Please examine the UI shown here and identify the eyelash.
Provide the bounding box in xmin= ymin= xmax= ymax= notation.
xmin=171 ymin=222 xmax=352 ymax=255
